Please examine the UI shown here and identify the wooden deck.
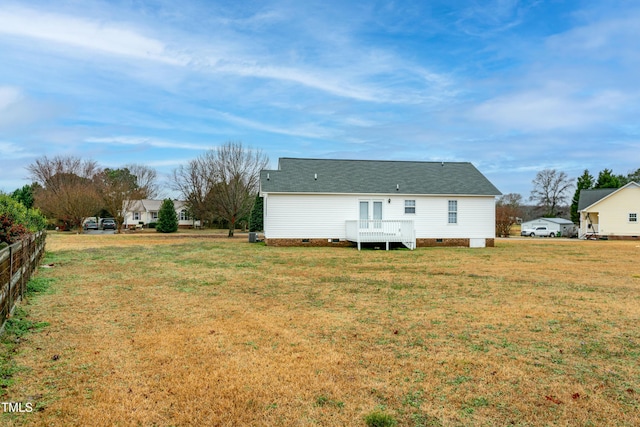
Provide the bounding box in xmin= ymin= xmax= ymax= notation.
xmin=345 ymin=220 xmax=416 ymax=250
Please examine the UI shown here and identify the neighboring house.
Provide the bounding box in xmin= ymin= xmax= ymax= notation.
xmin=520 ymin=217 xmax=577 ymax=237
xmin=123 ymin=199 xmax=200 ymax=229
xmin=578 ymin=182 xmax=640 ymax=239
xmin=259 ymin=158 xmax=501 ymax=249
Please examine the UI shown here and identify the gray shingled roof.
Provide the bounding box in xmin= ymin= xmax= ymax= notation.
xmin=533 ymin=217 xmax=575 ymax=225
xmin=577 ymin=188 xmax=617 ymax=210
xmin=260 ymin=158 xmax=501 ymax=195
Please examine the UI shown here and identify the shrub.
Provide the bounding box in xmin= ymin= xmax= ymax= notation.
xmin=249 ymin=195 xmax=263 ymax=232
xmin=0 ymin=194 xmax=47 ymax=244
xmin=156 ymin=199 xmax=178 ymax=233
xmin=0 ymin=214 xmax=28 ymax=244
xmin=364 ymin=411 xmax=398 ymax=427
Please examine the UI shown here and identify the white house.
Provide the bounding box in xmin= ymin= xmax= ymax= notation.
xmin=259 ymin=158 xmax=501 ymax=249
xmin=578 ymin=182 xmax=640 ymax=239
xmin=520 ymin=217 xmax=576 ymax=237
xmin=123 ymin=199 xmax=200 ymax=229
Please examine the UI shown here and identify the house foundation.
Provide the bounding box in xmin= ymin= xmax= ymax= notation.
xmin=265 ymin=238 xmax=352 ymax=247
xmin=264 ymin=238 xmax=495 ymax=248
xmin=603 ymin=235 xmax=640 ymax=240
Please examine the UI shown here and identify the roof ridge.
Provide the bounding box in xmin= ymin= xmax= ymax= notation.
xmin=278 ymin=157 xmax=471 ymax=165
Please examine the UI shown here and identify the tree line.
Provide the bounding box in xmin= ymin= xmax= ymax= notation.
xmin=496 ymin=167 xmax=639 ymax=237
xmin=21 ymin=156 xmax=158 ymax=233
xmin=8 ymin=141 xmax=266 ymax=236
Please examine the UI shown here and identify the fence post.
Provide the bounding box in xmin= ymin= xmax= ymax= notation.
xmin=20 ymin=238 xmax=26 ymax=299
xmin=8 ymin=244 xmax=13 ymax=318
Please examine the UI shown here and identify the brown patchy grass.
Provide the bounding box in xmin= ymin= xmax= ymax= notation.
xmin=2 ymin=233 xmax=639 ymax=426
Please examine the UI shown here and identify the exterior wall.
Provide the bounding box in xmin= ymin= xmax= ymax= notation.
xmin=583 ymin=185 xmax=640 ymax=237
xmin=263 ymin=193 xmax=496 ymax=241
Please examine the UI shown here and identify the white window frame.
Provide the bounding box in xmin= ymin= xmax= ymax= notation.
xmin=629 ymin=213 xmax=638 ymax=223
xmin=404 ymin=200 xmax=416 ymax=214
xmin=133 ymin=212 xmax=140 ymax=221
xmin=448 ymin=200 xmax=458 ymax=224
xmin=180 ymin=210 xmax=189 ymax=221
xmin=150 ymin=211 xmax=158 ymax=220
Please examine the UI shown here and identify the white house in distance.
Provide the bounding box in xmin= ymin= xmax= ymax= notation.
xmin=578 ymin=182 xmax=640 ymax=239
xmin=259 ymin=158 xmax=501 ymax=249
xmin=123 ymin=199 xmax=200 ymax=229
xmin=520 ymin=217 xmax=577 ymax=237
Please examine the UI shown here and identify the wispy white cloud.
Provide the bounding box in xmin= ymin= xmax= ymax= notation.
xmin=0 ymin=6 xmax=185 ymax=65
xmin=0 ymin=141 xmax=33 ymax=159
xmin=209 ymin=110 xmax=339 ymax=139
xmin=454 ymin=0 xmax=531 ymax=36
xmin=101 ymin=157 xmax=194 ymax=169
xmin=0 ymin=85 xmax=59 ymax=130
xmin=84 ymin=136 xmax=210 ymax=151
xmin=546 ymin=12 xmax=640 ymax=60
xmin=472 ymin=86 xmax=628 ymax=131
xmin=0 ymin=4 xmax=453 ymax=105
xmin=0 ymin=86 xmax=21 ymax=110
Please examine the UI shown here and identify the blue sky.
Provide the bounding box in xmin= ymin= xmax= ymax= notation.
xmin=1 ymin=0 xmax=639 ymax=198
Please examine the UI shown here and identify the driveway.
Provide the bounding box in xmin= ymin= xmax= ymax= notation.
xmin=83 ymin=229 xmax=116 ymax=235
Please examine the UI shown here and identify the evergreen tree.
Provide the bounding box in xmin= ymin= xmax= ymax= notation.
xmin=156 ymin=199 xmax=178 ymax=233
xmin=595 ymin=169 xmax=622 ymax=189
xmin=249 ymin=195 xmax=264 ymax=232
xmin=570 ymin=170 xmax=594 ymax=223
xmin=625 ymin=168 xmax=640 ymax=184
xmin=11 ymin=183 xmax=40 ymax=209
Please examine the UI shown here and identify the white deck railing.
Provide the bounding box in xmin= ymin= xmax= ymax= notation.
xmin=345 ymin=220 xmax=416 ymax=250
xmin=580 ymin=224 xmax=599 ymax=239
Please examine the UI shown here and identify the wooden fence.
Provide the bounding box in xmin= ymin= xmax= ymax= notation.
xmin=0 ymin=231 xmax=46 ymax=333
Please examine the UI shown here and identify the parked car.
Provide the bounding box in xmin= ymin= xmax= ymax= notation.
xmin=521 ymin=226 xmax=555 ymax=237
xmin=102 ymin=219 xmax=116 ymax=230
xmin=83 ymin=220 xmax=99 ymax=230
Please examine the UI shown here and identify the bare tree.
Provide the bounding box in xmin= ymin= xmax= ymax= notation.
xmin=172 ymin=152 xmax=219 ymax=228
xmin=27 ymin=156 xmax=102 ymax=231
xmin=172 ymin=142 xmax=268 ymax=235
xmin=495 ymin=193 xmax=522 ymax=237
xmin=212 ymin=142 xmax=269 ymax=237
xmin=529 ymin=169 xmax=573 ymax=218
xmin=126 ymin=163 xmax=160 ymax=199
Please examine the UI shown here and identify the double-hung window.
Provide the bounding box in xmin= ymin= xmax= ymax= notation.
xmin=404 ymin=200 xmax=416 ymax=214
xmin=151 ymin=211 xmax=158 ymax=220
xmin=133 ymin=212 xmax=140 ymax=221
xmin=180 ymin=210 xmax=189 ymax=221
xmin=630 ymin=213 xmax=638 ymax=223
xmin=448 ymin=200 xmax=458 ymax=224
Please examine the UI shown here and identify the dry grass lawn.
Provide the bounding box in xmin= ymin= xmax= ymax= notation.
xmin=2 ymin=232 xmax=639 ymax=426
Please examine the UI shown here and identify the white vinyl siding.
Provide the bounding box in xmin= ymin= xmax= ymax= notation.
xmin=264 ymin=194 xmax=496 ymax=240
